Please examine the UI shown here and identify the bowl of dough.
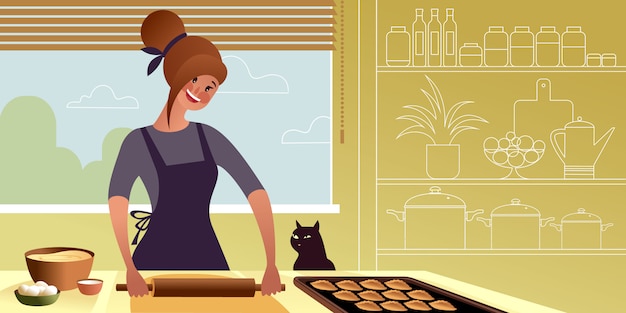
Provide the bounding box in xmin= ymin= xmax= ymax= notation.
xmin=14 ymin=281 xmax=60 ymax=306
xmin=25 ymin=247 xmax=95 ymax=291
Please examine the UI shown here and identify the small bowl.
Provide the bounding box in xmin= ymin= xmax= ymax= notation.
xmin=77 ymin=278 xmax=103 ymax=295
xmin=14 ymin=289 xmax=60 ymax=306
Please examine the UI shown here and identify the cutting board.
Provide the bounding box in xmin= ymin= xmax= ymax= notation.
xmin=129 ymin=274 xmax=288 ymax=313
xmin=513 ymin=78 xmax=574 ymax=178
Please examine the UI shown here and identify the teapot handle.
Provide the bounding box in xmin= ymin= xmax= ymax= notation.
xmin=550 ymin=128 xmax=566 ymax=163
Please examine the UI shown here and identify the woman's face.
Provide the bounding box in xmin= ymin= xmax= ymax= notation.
xmin=175 ymin=74 xmax=220 ymax=110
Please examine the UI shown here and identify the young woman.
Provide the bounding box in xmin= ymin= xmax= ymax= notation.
xmin=108 ymin=10 xmax=282 ymax=297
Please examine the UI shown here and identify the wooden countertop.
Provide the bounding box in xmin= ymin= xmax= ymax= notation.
xmin=0 ymin=270 xmax=563 ymax=313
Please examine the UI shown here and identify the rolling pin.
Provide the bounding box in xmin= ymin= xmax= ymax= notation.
xmin=116 ymin=278 xmax=286 ymax=297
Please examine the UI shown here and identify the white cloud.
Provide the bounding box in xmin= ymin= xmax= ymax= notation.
xmin=218 ymin=55 xmax=289 ymax=94
xmin=66 ymin=85 xmax=139 ymax=109
xmin=281 ymin=116 xmax=330 ymax=145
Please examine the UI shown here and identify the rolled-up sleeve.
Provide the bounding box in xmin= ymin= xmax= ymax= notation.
xmin=202 ymin=125 xmax=263 ymax=197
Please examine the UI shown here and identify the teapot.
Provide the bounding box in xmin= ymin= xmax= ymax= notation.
xmin=550 ymin=116 xmax=614 ymax=179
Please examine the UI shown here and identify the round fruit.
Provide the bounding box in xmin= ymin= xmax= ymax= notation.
xmin=483 ymin=137 xmax=499 ymax=150
xmin=508 ymin=151 xmax=525 ymax=167
xmin=525 ymin=150 xmax=540 ymax=163
xmin=533 ymin=140 xmax=546 ymax=150
xmin=492 ymin=150 xmax=508 ymax=165
xmin=518 ymin=135 xmax=534 ymax=150
xmin=498 ymin=138 xmax=510 ymax=149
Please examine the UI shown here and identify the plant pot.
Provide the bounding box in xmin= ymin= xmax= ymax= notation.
xmin=426 ymin=144 xmax=460 ymax=179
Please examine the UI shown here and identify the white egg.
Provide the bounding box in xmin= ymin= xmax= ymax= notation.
xmin=40 ymin=285 xmax=58 ymax=296
xmin=17 ymin=284 xmax=30 ymax=296
xmin=24 ymin=286 xmax=41 ymax=296
xmin=34 ymin=281 xmax=48 ymax=287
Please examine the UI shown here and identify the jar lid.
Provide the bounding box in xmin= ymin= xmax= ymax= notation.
xmin=561 ymin=208 xmax=602 ymax=223
xmin=404 ymin=186 xmax=466 ymax=208
xmin=491 ymin=198 xmax=540 ymax=216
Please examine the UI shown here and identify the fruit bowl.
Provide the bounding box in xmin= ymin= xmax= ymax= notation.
xmin=483 ymin=131 xmax=545 ymax=179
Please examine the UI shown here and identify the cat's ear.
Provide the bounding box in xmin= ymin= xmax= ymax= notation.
xmin=296 ymin=220 xmax=302 ymax=228
xmin=314 ymin=220 xmax=320 ymax=230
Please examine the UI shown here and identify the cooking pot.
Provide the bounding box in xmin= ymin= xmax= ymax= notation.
xmin=550 ymin=208 xmax=613 ymax=249
xmin=386 ymin=186 xmax=483 ymax=249
xmin=476 ymin=198 xmax=554 ymax=249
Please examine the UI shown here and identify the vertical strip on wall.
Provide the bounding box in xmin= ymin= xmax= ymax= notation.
xmin=339 ymin=0 xmax=345 ymax=143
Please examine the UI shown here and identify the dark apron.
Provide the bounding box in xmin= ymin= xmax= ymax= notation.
xmin=130 ymin=123 xmax=228 ymax=270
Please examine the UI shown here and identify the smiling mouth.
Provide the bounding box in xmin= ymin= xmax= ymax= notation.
xmin=185 ymin=89 xmax=200 ymax=103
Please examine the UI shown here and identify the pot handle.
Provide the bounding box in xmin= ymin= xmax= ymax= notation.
xmin=386 ymin=209 xmax=405 ymax=222
xmin=549 ymin=223 xmax=562 ymax=232
xmin=475 ymin=217 xmax=491 ymax=227
xmin=540 ymin=217 xmax=555 ymax=227
xmin=601 ymin=223 xmax=614 ymax=232
xmin=465 ymin=209 xmax=484 ymax=222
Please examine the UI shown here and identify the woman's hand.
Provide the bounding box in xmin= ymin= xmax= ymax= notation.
xmin=126 ymin=269 xmax=150 ymax=297
xmin=261 ymin=263 xmax=282 ymax=295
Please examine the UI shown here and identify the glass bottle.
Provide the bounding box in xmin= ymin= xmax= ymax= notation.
xmin=536 ymin=26 xmax=560 ymax=66
xmin=443 ymin=8 xmax=458 ymax=66
xmin=458 ymin=42 xmax=483 ymax=66
xmin=428 ymin=8 xmax=442 ymax=66
xmin=484 ymin=26 xmax=508 ymax=66
xmin=510 ymin=26 xmax=534 ymax=66
xmin=561 ymin=26 xmax=586 ymax=66
xmin=386 ymin=26 xmax=411 ymax=66
xmin=411 ymin=8 xmax=427 ymax=67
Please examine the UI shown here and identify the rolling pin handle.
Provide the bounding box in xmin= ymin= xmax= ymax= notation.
xmin=254 ymin=284 xmax=286 ymax=291
xmin=116 ymin=283 xmax=154 ymax=291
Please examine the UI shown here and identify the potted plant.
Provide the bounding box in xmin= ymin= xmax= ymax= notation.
xmin=396 ymin=75 xmax=488 ymax=179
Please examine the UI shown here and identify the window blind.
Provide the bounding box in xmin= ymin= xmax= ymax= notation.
xmin=0 ymin=0 xmax=336 ymax=50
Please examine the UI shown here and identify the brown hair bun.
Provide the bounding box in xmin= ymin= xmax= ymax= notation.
xmin=140 ymin=10 xmax=228 ymax=123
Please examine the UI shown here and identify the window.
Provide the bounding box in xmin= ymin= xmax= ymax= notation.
xmin=0 ymin=1 xmax=338 ymax=213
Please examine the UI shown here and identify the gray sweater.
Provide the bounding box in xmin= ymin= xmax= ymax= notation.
xmin=108 ymin=122 xmax=263 ymax=208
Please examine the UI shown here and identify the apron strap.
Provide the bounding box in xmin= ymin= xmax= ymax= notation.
xmin=129 ymin=210 xmax=151 ymax=245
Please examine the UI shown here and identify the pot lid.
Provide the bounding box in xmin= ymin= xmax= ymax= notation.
xmin=561 ymin=208 xmax=602 ymax=223
xmin=404 ymin=186 xmax=466 ymax=208
xmin=491 ymin=198 xmax=540 ymax=216
xmin=565 ymin=116 xmax=593 ymax=128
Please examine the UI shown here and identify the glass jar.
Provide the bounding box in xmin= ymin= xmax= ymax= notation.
xmin=561 ymin=26 xmax=586 ymax=66
xmin=459 ymin=43 xmax=483 ymax=66
xmin=510 ymin=26 xmax=534 ymax=66
xmin=602 ymin=53 xmax=617 ymax=67
xmin=386 ymin=26 xmax=411 ymax=66
xmin=536 ymin=26 xmax=560 ymax=66
xmin=484 ymin=26 xmax=508 ymax=66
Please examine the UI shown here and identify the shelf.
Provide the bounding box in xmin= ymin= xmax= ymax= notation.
xmin=377 ymin=178 xmax=626 ymax=186
xmin=377 ymin=248 xmax=626 ymax=256
xmin=376 ymin=66 xmax=626 ymax=73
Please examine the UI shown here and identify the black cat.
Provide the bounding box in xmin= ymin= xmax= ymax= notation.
xmin=291 ymin=220 xmax=335 ymax=270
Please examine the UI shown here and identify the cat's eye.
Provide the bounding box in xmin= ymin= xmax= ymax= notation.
xmin=304 ymin=234 xmax=312 ymax=239
xmin=292 ymin=233 xmax=299 ymax=239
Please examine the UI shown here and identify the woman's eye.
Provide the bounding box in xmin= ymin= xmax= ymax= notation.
xmin=192 ymin=77 xmax=197 ymax=83
xmin=205 ymin=86 xmax=212 ymax=92
xmin=292 ymin=234 xmax=299 ymax=239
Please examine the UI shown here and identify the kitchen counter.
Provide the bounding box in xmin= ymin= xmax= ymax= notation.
xmin=0 ymin=270 xmax=563 ymax=312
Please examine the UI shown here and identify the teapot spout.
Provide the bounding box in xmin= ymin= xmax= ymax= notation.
xmin=592 ymin=127 xmax=615 ymax=162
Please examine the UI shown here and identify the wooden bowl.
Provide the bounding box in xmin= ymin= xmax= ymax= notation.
xmin=25 ymin=247 xmax=94 ymax=291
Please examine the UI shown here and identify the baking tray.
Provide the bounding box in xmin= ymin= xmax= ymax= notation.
xmin=294 ymin=276 xmax=507 ymax=312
